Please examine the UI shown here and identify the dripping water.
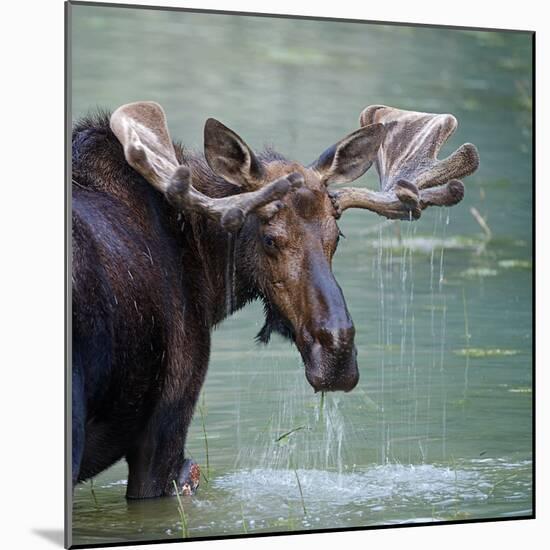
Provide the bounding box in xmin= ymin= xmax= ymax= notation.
xmin=425 ymin=213 xmax=440 ymax=462
xmin=385 ymin=228 xmax=394 ymax=466
xmin=235 ymin=365 xmax=354 ymax=485
xmin=225 ymin=233 xmax=237 ymax=316
xmin=438 ymin=210 xmax=449 ymax=459
xmin=377 ymin=225 xmax=386 ymax=464
xmin=409 ymin=223 xmax=417 ymax=464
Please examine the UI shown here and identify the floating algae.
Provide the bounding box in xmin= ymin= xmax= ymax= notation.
xmin=460 ymin=267 xmax=499 ymax=278
xmin=370 ymin=235 xmax=483 ymax=255
xmin=453 ymin=348 xmax=520 ymax=358
xmin=498 ymin=259 xmax=532 ymax=269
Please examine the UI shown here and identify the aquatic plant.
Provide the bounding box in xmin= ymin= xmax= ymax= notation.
xmin=199 ymin=405 xmax=210 ymax=480
xmin=172 ymin=480 xmax=189 ymax=538
xmin=294 ymin=469 xmax=308 ymax=516
xmin=240 ymin=503 xmax=248 ymax=534
xmin=275 ymin=426 xmax=307 ymax=443
xmin=89 ymin=479 xmax=99 ymax=510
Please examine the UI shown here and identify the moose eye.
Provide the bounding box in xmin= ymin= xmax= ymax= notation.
xmin=263 ymin=235 xmax=276 ymax=249
xmin=335 ymin=228 xmax=346 ymax=247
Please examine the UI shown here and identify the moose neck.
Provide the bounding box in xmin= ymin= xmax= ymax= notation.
xmin=180 ymin=155 xmax=260 ymax=328
xmin=181 ymin=217 xmax=257 ymax=327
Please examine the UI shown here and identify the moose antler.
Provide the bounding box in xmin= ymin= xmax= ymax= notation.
xmin=330 ymin=105 xmax=479 ymax=220
xmin=110 ymin=102 xmax=302 ymax=232
xmin=165 ymin=166 xmax=303 ymax=232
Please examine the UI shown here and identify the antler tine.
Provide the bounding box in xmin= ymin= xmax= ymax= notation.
xmin=415 ymin=143 xmax=479 ymax=190
xmin=330 ymin=105 xmax=479 ymax=220
xmin=111 ymin=102 xmax=302 ymax=232
xmin=167 ymin=168 xmax=303 ymax=232
xmin=331 ymin=179 xmax=422 ymax=220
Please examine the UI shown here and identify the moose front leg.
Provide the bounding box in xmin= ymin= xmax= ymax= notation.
xmin=125 ymin=396 xmax=201 ymax=499
xmin=125 ymin=318 xmax=210 ymax=499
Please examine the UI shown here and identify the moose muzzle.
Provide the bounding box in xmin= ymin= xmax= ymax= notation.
xmin=296 ymin=255 xmax=360 ymax=392
xmin=302 ymin=325 xmax=359 ymax=392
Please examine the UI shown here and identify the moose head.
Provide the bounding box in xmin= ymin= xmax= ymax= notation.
xmin=110 ymin=102 xmax=479 ymax=393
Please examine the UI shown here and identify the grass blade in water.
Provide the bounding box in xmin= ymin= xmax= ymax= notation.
xmin=275 ymin=425 xmax=306 ymax=443
xmin=172 ymin=480 xmax=189 ymax=538
xmin=294 ymin=469 xmax=307 ymax=516
xmin=199 ymin=405 xmax=210 ymax=479
xmin=240 ymin=503 xmax=248 ymax=534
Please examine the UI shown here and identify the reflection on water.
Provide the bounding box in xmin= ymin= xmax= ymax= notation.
xmin=70 ymin=4 xmax=532 ymax=546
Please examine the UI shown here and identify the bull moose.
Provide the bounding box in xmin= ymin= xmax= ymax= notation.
xmin=72 ymin=101 xmax=479 ymax=498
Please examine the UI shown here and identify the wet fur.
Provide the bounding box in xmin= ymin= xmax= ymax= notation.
xmin=72 ymin=112 xmax=291 ymax=497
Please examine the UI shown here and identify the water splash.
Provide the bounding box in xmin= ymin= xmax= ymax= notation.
xmin=215 ymin=460 xmax=530 ymax=509
xmin=210 ymin=458 xmax=531 ymax=533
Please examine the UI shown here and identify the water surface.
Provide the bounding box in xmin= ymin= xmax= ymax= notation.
xmin=70 ymin=5 xmax=533 ymax=545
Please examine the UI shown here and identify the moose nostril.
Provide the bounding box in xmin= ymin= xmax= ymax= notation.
xmin=305 ymin=370 xmax=324 ymax=393
xmin=313 ymin=326 xmax=355 ymax=349
xmin=335 ymin=327 xmax=355 ymax=348
xmin=342 ymin=369 xmax=360 ymax=392
xmin=302 ymin=334 xmax=359 ymax=393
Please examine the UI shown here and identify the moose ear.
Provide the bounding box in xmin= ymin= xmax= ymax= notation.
xmin=204 ymin=118 xmax=265 ymax=189
xmin=311 ymin=123 xmax=386 ymax=185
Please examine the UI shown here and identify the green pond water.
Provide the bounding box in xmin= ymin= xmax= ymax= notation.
xmin=69 ymin=4 xmax=533 ymax=546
